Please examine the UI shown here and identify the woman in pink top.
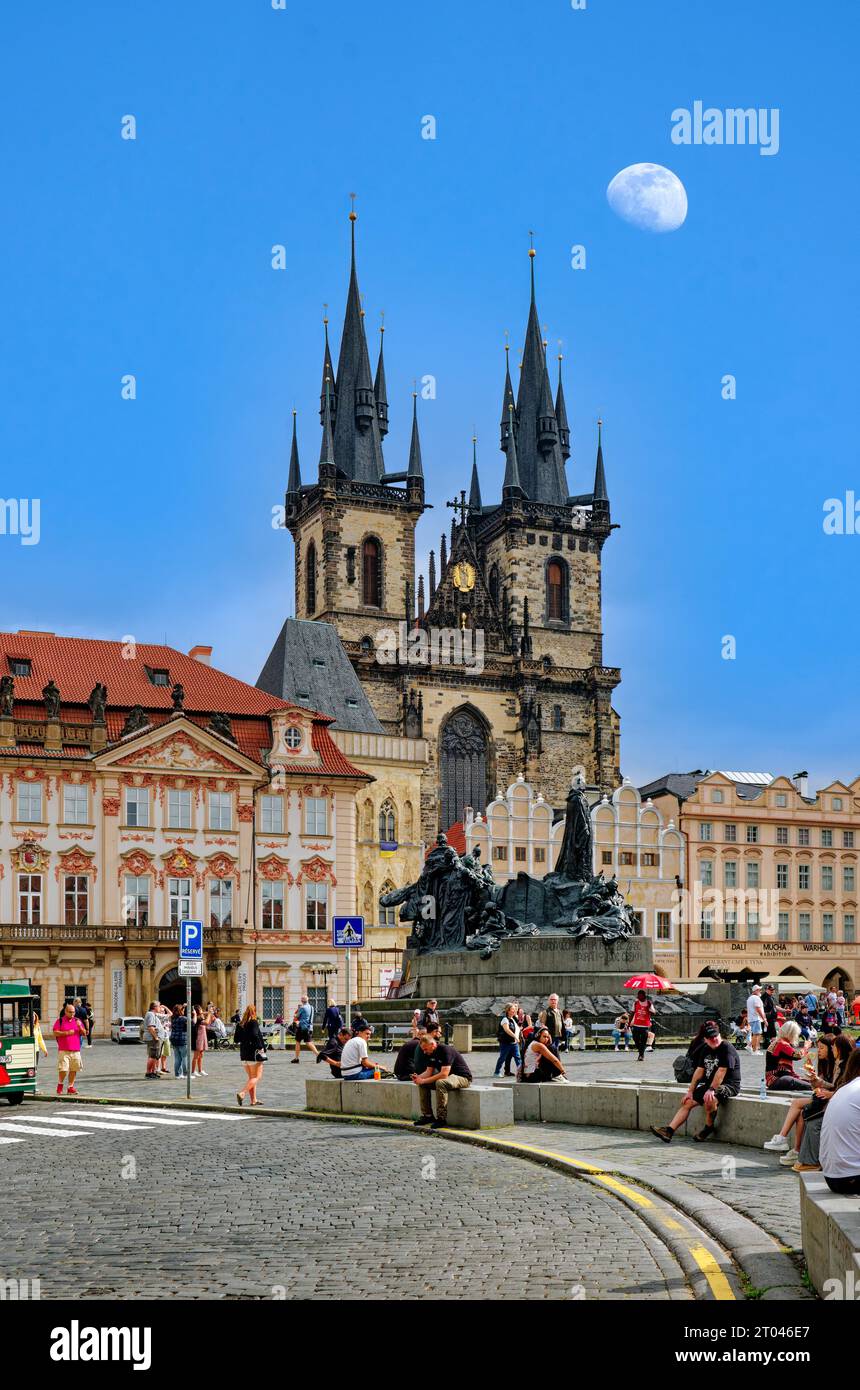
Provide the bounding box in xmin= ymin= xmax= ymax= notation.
xmin=52 ymin=1002 xmax=86 ymax=1095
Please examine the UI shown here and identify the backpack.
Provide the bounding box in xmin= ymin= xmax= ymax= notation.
xmin=673 ymin=1053 xmax=695 ymax=1083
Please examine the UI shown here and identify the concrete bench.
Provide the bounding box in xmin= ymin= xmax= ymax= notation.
xmin=800 ymin=1172 xmax=860 ymax=1296
xmin=492 ymin=1079 xmax=794 ymax=1146
xmin=306 ymin=1077 xmax=514 ymax=1130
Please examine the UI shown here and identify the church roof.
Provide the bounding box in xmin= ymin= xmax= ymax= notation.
xmin=330 ymin=215 xmax=386 ymax=483
xmin=256 ymin=619 xmax=384 ymax=734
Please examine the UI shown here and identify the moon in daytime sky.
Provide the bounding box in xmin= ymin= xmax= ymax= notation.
xmin=606 ymin=163 xmax=688 ymax=232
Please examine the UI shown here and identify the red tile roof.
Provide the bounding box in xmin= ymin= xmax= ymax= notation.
xmin=443 ymin=820 xmax=466 ymax=854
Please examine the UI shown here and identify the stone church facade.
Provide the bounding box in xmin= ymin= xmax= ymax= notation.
xmin=282 ymin=212 xmax=622 ymax=842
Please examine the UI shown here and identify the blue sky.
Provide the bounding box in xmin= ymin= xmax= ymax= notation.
xmin=2 ymin=0 xmax=858 ymax=791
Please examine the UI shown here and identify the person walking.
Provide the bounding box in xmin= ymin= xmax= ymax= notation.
xmin=630 ymin=991 xmax=654 ymax=1062
xmin=143 ymin=1000 xmax=167 ymax=1080
xmin=235 ymin=1004 xmax=267 ymax=1106
xmin=322 ymin=999 xmax=343 ymax=1041
xmin=412 ymin=1034 xmax=472 ymax=1128
xmin=561 ymin=1009 xmax=576 ymax=1052
xmin=192 ymin=1005 xmax=211 ymax=1077
xmin=493 ymin=1003 xmax=521 ymax=1077
xmin=291 ymin=996 xmax=318 ymax=1063
xmin=538 ymin=994 xmax=565 ymax=1049
xmin=25 ymin=1011 xmax=48 ymax=1068
xmin=745 ymin=984 xmax=767 ymax=1052
xmin=170 ymin=1005 xmax=188 ymax=1078
xmin=52 ymin=1001 xmax=86 ymax=1095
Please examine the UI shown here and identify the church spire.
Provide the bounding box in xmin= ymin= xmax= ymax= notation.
xmin=374 ymin=315 xmax=388 ymax=439
xmin=319 ymin=373 xmax=335 ymax=472
xmin=332 ymin=199 xmax=385 ymax=482
xmin=593 ymin=418 xmax=608 ymax=503
xmin=286 ymin=410 xmax=302 ymax=498
xmin=499 ymin=334 xmax=515 ymax=450
xmin=407 ymin=392 xmax=423 ymax=478
xmin=513 ymin=238 xmax=567 ymax=504
xmin=319 ymin=310 xmax=336 ymax=427
xmin=503 ymin=403 xmax=524 ymax=499
xmin=468 ymin=436 xmax=482 ymax=514
xmin=555 ymin=351 xmax=570 ymax=461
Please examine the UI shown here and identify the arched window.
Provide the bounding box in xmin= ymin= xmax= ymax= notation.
xmin=488 ymin=562 xmax=500 ymax=608
xmin=362 ymin=537 xmax=382 ymax=607
xmin=546 ymin=557 xmax=568 ymax=622
xmin=306 ymin=541 xmax=317 ymax=616
xmin=380 ymin=880 xmax=396 ymax=926
xmin=378 ymin=798 xmax=397 ymax=843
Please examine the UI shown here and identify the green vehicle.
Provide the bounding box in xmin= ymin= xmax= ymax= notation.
xmin=0 ymin=980 xmax=37 ymax=1105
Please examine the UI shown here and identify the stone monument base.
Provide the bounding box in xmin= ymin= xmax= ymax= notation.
xmin=402 ymin=933 xmax=655 ymax=1000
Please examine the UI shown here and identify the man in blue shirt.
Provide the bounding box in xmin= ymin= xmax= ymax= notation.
xmin=292 ymin=996 xmax=319 ymax=1064
xmin=804 ymin=991 xmax=819 ymax=1020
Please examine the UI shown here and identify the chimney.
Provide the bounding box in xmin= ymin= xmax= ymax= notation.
xmin=189 ymin=645 xmax=212 ymax=666
xmin=792 ymin=770 xmax=809 ymax=799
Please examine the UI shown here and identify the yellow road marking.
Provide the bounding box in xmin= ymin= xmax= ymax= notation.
xmin=688 ymin=1243 xmax=736 ymax=1301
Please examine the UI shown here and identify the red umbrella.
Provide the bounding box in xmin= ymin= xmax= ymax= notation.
xmin=621 ymin=973 xmax=673 ymax=992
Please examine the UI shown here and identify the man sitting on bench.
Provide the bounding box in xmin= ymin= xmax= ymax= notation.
xmin=412 ymin=1029 xmax=472 ymax=1129
xmin=650 ymin=1022 xmax=741 ymax=1143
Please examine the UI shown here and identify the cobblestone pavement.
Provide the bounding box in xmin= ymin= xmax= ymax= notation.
xmin=32 ymin=1041 xmax=801 ymax=1253
xmin=0 ymin=1103 xmax=691 ymax=1301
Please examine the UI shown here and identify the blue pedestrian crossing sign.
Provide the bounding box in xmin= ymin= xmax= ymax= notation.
xmin=179 ymin=919 xmax=203 ymax=959
xmin=333 ymin=916 xmax=365 ymax=949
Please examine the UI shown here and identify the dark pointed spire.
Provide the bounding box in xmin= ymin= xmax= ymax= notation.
xmin=428 ymin=549 xmax=436 ymax=597
xmin=332 ymin=200 xmax=385 ymax=482
xmin=555 ymin=351 xmax=570 ymax=461
xmin=319 ymin=373 xmax=335 ymax=470
xmin=407 ymin=392 xmax=423 ymax=478
xmin=499 ymin=335 xmax=515 ymax=450
xmin=374 ymin=315 xmax=388 ymax=438
xmin=417 ymin=574 xmax=425 ymax=619
xmin=593 ymin=417 xmax=608 ymax=502
xmin=440 ymin=532 xmax=448 ymax=573
xmin=503 ymin=403 xmax=524 ymax=498
xmin=468 ymin=436 xmax=482 ymax=514
xmin=513 ymin=239 xmax=567 ymax=504
xmin=319 ymin=310 xmax=337 ymax=427
xmin=286 ymin=410 xmax=302 ymax=497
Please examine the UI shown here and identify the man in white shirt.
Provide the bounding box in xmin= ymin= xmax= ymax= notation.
xmin=339 ymin=1024 xmax=376 ymax=1081
xmin=745 ymin=984 xmax=767 ymax=1053
xmin=820 ymin=1075 xmax=860 ymax=1194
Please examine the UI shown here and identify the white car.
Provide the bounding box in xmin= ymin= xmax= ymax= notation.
xmin=110 ymin=1016 xmax=144 ymax=1044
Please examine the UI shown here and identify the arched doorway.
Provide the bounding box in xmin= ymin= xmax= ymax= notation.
xmin=439 ymin=707 xmax=488 ymax=832
xmin=158 ymin=967 xmax=203 ymax=1009
xmin=823 ymin=965 xmax=854 ymax=996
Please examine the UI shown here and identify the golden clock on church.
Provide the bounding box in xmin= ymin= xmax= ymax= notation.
xmin=452 ymin=560 xmax=476 ymax=592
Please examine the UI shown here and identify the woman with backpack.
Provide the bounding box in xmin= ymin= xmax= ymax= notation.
xmin=235 ymin=1004 xmax=267 ymax=1106
xmin=493 ymin=1003 xmax=521 ymax=1078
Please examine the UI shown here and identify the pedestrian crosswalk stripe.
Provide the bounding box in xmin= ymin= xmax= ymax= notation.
xmin=67 ymin=1108 xmax=203 ymax=1127
xmin=0 ymin=1136 xmax=24 ymax=1145
xmin=0 ymin=1121 xmax=91 ymax=1138
xmin=27 ymin=1115 xmax=152 ymax=1132
xmin=74 ymin=1104 xmax=242 ymax=1122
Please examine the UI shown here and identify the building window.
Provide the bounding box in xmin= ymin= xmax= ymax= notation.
xmin=724 ymin=823 xmax=737 ymax=842
xmin=545 ymin=557 xmax=568 ymax=623
xmin=494 ymin=845 xmax=506 ymax=861
xmin=63 ymin=875 xmax=88 ymax=926
xmin=168 ymin=789 xmax=193 ymax=830
xmin=124 ymin=875 xmax=149 ymax=927
xmin=725 ymin=913 xmax=737 ymax=941
xmin=747 ymin=913 xmax=760 ymax=941
xmin=700 ymin=823 xmax=712 ymax=842
xmin=488 ymin=563 xmax=500 ymax=608
xmin=833 ymin=797 xmax=843 ymax=811
xmin=821 ymin=829 xmax=833 ymax=848
xmin=169 ymin=877 xmax=192 ymax=929
xmin=378 ymin=800 xmax=396 ymax=842
xmin=699 ymin=914 xmax=712 ymax=940
xmin=305 ymin=881 xmax=328 ymax=931
xmin=620 ymin=851 xmax=635 ymax=867
xmin=362 ymin=537 xmax=382 ymax=607
xmin=125 ymin=787 xmax=149 ymax=827
xmin=724 ymin=861 xmax=737 ymax=889
xmin=799 ymin=912 xmax=811 ymax=942
xmin=843 ymin=831 xmax=854 ymax=849
xmin=656 ymin=911 xmax=672 ymax=941
xmin=535 ymin=847 xmax=546 ymax=863
xmin=844 ymin=866 xmax=856 ymax=892
xmin=776 ymin=863 xmax=789 ymax=890
xmin=798 ymin=828 xmax=810 ymax=846
xmin=379 ymin=881 xmax=397 ymax=927
xmin=262 ymin=986 xmax=284 ymax=1020
xmin=285 ymin=725 xmax=302 ymax=750
xmin=776 ymin=826 xmax=789 ymax=846
xmin=821 ymin=865 xmax=834 ymax=892
xmin=601 ymin=850 xmax=612 ymax=865
xmin=778 ymin=912 xmax=790 ymax=941
xmin=699 ymin=860 xmax=713 ymax=887
xmin=62 ymin=784 xmax=88 ymax=825
xmin=552 ymin=705 xmax=563 ymax=730
xmin=18 ymin=874 xmax=42 ymax=925
xmin=209 ymin=879 xmax=233 ymax=929
xmin=844 ymin=914 xmax=855 ymax=944
xmin=305 ymin=796 xmax=328 ymax=836
xmin=9 ymin=657 xmax=31 ymax=677
xmin=208 ymin=791 xmax=232 ymax=831
xmin=798 ymin=864 xmax=810 ymax=890
xmin=262 ymin=881 xmax=285 ymax=930
xmin=822 ymin=913 xmax=834 ymax=943
xmin=746 ymin=825 xmax=759 ymax=844
xmin=775 ymin=792 xmax=787 ymax=807
xmin=306 ymin=540 xmax=317 ymax=615
xmin=712 ymin=789 xmax=724 ymax=804
xmin=642 ymin=852 xmax=658 ymax=867
xmin=746 ymin=861 xmax=760 ymax=889
xmin=514 ymin=846 xmax=527 ymax=863
xmin=16 ymin=780 xmax=42 ymax=822
xmin=261 ymin=795 xmax=284 ymax=834
xmin=146 ymin=667 xmax=170 ymax=686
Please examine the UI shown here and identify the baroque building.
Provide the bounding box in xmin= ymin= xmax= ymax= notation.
xmin=0 ymin=631 xmax=371 ymax=1030
xmin=279 ymin=211 xmax=622 ymax=843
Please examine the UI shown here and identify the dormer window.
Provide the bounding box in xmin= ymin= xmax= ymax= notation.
xmin=285 ymin=725 xmax=303 ymax=750
xmin=145 ymin=667 xmax=170 ymax=687
xmin=9 ymin=658 xmax=31 ymax=677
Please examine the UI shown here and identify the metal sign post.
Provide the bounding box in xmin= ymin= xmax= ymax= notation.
xmin=186 ymin=975 xmax=192 ymax=1100
xmin=179 ymin=920 xmax=203 ymax=1102
xmin=332 ymin=917 xmax=365 ymax=1032
xmin=345 ymin=948 xmax=351 ymax=1031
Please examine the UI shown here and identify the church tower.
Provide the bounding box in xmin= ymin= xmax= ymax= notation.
xmin=279 ymin=219 xmax=621 ymax=842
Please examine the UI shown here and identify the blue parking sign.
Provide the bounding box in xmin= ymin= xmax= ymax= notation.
xmin=333 ymin=916 xmax=364 ymax=949
xmin=179 ymin=919 xmax=203 ymax=959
